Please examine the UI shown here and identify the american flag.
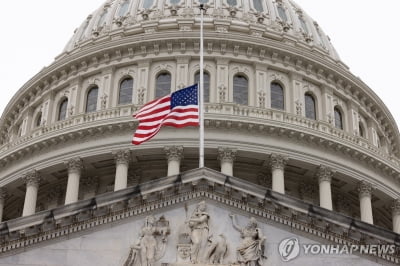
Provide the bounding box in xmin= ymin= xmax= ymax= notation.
xmin=132 ymin=84 xmax=199 ymax=145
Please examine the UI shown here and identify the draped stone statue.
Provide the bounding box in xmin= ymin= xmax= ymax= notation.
xmin=229 ymin=214 xmax=266 ymax=266
xmin=186 ymin=201 xmax=210 ymax=264
xmin=124 ymin=215 xmax=170 ymax=266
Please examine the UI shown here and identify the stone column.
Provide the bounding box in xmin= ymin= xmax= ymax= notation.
xmin=270 ymin=153 xmax=288 ymax=194
xmin=0 ymin=188 xmax=7 ymax=222
xmin=392 ymin=199 xmax=400 ymax=234
xmin=113 ymin=149 xmax=131 ymax=191
xmin=22 ymin=170 xmax=41 ymax=217
xmin=218 ymin=147 xmax=237 ymax=176
xmin=358 ymin=181 xmax=373 ymax=224
xmin=64 ymin=157 xmax=83 ymax=205
xmin=164 ymin=146 xmax=184 ymax=176
xmin=316 ymin=165 xmax=334 ymax=210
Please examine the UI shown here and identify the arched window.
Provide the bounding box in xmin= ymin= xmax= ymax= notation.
xmin=155 ymin=73 xmax=171 ymax=99
xmin=277 ymin=5 xmax=288 ymax=22
xmin=195 ymin=71 xmax=210 ymax=103
xmin=334 ymin=107 xmax=343 ymax=130
xmin=118 ymin=1 xmax=130 ymax=17
xmin=58 ymin=98 xmax=68 ymax=121
xmin=35 ymin=112 xmax=42 ymax=127
xmin=233 ymin=75 xmax=248 ymax=105
xmin=271 ymin=82 xmax=284 ymax=110
xmin=299 ymin=17 xmax=309 ymax=33
xmin=86 ymin=86 xmax=99 ymax=113
xmin=304 ymin=93 xmax=316 ymax=120
xmin=253 ymin=0 xmax=263 ymax=12
xmin=119 ymin=77 xmax=134 ymax=104
xmin=97 ymin=10 xmax=108 ymax=27
xmin=359 ymin=123 xmax=365 ymax=138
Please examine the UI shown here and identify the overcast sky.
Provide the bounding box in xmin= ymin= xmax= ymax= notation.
xmin=0 ymin=0 xmax=399 ymax=129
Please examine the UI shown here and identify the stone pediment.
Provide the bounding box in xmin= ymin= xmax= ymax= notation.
xmin=0 ymin=168 xmax=398 ymax=265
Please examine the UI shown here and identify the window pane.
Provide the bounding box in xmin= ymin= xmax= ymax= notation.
xmin=195 ymin=72 xmax=210 ymax=103
xmin=359 ymin=124 xmax=364 ymax=137
xmin=233 ymin=75 xmax=248 ymax=105
xmin=118 ymin=1 xmax=129 ymax=17
xmin=143 ymin=0 xmax=154 ymax=9
xmin=119 ymin=78 xmax=134 ymax=104
xmin=59 ymin=99 xmax=68 ymax=121
xmin=86 ymin=87 xmax=99 ymax=113
xmin=155 ymin=73 xmax=171 ymax=98
xmin=36 ymin=113 xmax=42 ymax=127
xmin=170 ymin=0 xmax=180 ymax=4
xmin=97 ymin=10 xmax=108 ymax=26
xmin=305 ymin=94 xmax=316 ymax=119
xmin=299 ymin=17 xmax=308 ymax=33
xmin=334 ymin=108 xmax=343 ymax=129
xmin=199 ymin=0 xmax=209 ymax=3
xmin=227 ymin=0 xmax=237 ymax=6
xmin=253 ymin=0 xmax=263 ymax=12
xmin=277 ymin=6 xmax=288 ymax=22
xmin=271 ymin=83 xmax=284 ymax=110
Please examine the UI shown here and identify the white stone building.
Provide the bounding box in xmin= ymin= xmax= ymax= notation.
xmin=0 ymin=0 xmax=399 ymax=265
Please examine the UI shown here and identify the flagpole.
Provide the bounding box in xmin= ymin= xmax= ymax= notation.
xmin=199 ymin=4 xmax=205 ymax=168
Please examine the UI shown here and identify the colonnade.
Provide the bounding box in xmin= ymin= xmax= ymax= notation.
xmin=0 ymin=147 xmax=399 ymax=234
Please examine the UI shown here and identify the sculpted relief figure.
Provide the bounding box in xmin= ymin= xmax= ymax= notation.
xmin=229 ymin=214 xmax=266 ymax=266
xmin=186 ymin=201 xmax=210 ymax=264
xmin=124 ymin=215 xmax=170 ymax=266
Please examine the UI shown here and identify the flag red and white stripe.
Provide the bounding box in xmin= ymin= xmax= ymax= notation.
xmin=132 ymin=85 xmax=199 ymax=145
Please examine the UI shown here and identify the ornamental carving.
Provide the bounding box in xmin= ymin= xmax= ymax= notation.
xmin=229 ymin=214 xmax=266 ymax=265
xmin=218 ymin=85 xmax=226 ymax=103
xmin=123 ymin=215 xmax=170 ymax=266
xmin=392 ymin=199 xmax=400 ymax=216
xmin=269 ymin=153 xmax=288 ymax=170
xmin=23 ymin=170 xmax=41 ymax=187
xmin=114 ymin=149 xmax=131 ymax=165
xmin=65 ymin=157 xmax=83 ymax=174
xmin=316 ymin=165 xmax=334 ymax=183
xmin=164 ymin=146 xmax=184 ymax=162
xmin=217 ymin=147 xmax=237 ymax=163
xmin=175 ymin=201 xmax=229 ymax=265
xmin=358 ymin=181 xmax=373 ymax=198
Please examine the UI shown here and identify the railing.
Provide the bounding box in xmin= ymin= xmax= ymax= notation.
xmin=1 ymin=103 xmax=399 ymax=168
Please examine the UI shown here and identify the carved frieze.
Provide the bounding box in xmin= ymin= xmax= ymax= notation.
xmin=123 ymin=215 xmax=170 ymax=266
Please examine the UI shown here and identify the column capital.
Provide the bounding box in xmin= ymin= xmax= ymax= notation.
xmin=164 ymin=146 xmax=184 ymax=162
xmin=113 ymin=149 xmax=131 ymax=165
xmin=65 ymin=157 xmax=83 ymax=174
xmin=0 ymin=187 xmax=7 ymax=201
xmin=23 ymin=170 xmax=41 ymax=188
xmin=316 ymin=165 xmax=335 ymax=183
xmin=217 ymin=147 xmax=237 ymax=163
xmin=358 ymin=180 xmax=373 ymax=198
xmin=269 ymin=153 xmax=288 ymax=170
xmin=392 ymin=198 xmax=400 ymax=216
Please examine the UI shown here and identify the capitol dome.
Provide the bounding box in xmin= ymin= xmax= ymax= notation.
xmin=0 ymin=0 xmax=399 ymax=264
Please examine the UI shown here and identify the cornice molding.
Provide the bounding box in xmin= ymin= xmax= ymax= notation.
xmin=0 ymin=168 xmax=398 ymax=264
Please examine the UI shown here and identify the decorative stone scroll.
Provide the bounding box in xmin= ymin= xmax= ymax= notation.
xmin=123 ymin=215 xmax=170 ymax=266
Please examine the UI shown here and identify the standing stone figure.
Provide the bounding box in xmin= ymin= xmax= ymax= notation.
xmin=186 ymin=201 xmax=210 ymax=263
xmin=229 ymin=214 xmax=266 ymax=266
xmin=124 ymin=215 xmax=170 ymax=266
